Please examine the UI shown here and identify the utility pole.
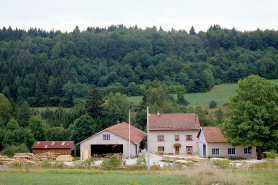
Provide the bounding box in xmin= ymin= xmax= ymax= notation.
xmin=129 ymin=109 xmax=131 ymax=159
xmin=147 ymin=106 xmax=150 ymax=170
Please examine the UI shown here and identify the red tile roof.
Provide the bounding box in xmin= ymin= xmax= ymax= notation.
xmin=32 ymin=141 xmax=74 ymax=149
xmin=202 ymin=127 xmax=226 ymax=143
xmin=107 ymin=122 xmax=147 ymax=144
xmin=149 ymin=113 xmax=200 ymax=131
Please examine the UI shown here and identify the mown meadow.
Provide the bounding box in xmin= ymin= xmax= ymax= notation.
xmin=127 ymin=79 xmax=278 ymax=108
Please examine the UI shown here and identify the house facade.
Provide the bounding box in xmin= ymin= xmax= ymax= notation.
xmin=197 ymin=127 xmax=256 ymax=158
xmin=149 ymin=113 xmax=200 ymax=155
xmin=78 ymin=122 xmax=147 ymax=160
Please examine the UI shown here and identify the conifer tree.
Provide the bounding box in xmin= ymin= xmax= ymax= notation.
xmin=85 ymin=87 xmax=104 ymax=119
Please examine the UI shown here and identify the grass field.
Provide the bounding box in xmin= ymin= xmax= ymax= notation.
xmin=0 ymin=171 xmax=187 ymax=185
xmin=128 ymin=79 xmax=278 ymax=108
xmin=0 ymin=167 xmax=277 ymax=185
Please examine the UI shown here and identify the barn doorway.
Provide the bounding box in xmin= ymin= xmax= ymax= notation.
xmin=91 ymin=144 xmax=123 ymax=158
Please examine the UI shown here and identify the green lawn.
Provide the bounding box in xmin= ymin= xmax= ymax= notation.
xmin=0 ymin=171 xmax=187 ymax=185
xmin=128 ymin=79 xmax=278 ymax=108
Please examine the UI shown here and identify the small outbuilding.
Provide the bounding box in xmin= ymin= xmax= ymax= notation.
xmin=78 ymin=122 xmax=147 ymax=160
xmin=197 ymin=127 xmax=256 ymax=158
xmin=32 ymin=141 xmax=76 ymax=157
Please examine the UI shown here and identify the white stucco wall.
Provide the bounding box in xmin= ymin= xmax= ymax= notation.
xmin=149 ymin=130 xmax=199 ymax=155
xmin=206 ymin=143 xmax=256 ymax=158
xmin=80 ymin=130 xmax=137 ymax=160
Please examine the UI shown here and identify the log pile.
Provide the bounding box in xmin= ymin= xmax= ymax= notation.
xmin=56 ymin=155 xmax=74 ymax=161
xmin=0 ymin=152 xmax=65 ymax=165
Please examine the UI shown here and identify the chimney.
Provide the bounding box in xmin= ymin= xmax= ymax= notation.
xmin=195 ymin=114 xmax=198 ymax=122
xmin=156 ymin=111 xmax=160 ymax=116
xmin=117 ymin=121 xmax=120 ymax=124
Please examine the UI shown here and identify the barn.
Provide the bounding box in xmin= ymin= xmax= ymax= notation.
xmin=32 ymin=141 xmax=76 ymax=157
xmin=78 ymin=122 xmax=147 ymax=160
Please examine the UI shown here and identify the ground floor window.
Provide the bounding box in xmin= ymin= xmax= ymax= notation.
xmin=158 ymin=146 xmax=164 ymax=152
xmin=244 ymin=147 xmax=252 ymax=154
xmin=228 ymin=148 xmax=236 ymax=155
xmin=212 ymin=148 xmax=220 ymax=155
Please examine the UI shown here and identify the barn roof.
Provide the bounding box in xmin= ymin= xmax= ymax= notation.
xmin=199 ymin=127 xmax=226 ymax=143
xmin=32 ymin=141 xmax=74 ymax=149
xmin=107 ymin=122 xmax=147 ymax=144
xmin=149 ymin=113 xmax=200 ymax=131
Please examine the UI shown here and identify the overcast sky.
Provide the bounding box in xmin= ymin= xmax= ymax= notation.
xmin=0 ymin=0 xmax=277 ymax=33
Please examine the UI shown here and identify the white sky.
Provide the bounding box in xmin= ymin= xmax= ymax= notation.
xmin=0 ymin=0 xmax=277 ymax=33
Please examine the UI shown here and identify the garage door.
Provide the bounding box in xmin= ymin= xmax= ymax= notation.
xmin=91 ymin=144 xmax=123 ymax=156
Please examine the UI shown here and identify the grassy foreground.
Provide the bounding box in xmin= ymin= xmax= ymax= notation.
xmin=0 ymin=161 xmax=278 ymax=185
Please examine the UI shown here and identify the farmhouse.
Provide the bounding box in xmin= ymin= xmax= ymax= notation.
xmin=32 ymin=141 xmax=76 ymax=157
xmin=78 ymin=122 xmax=147 ymax=160
xmin=148 ymin=113 xmax=200 ymax=155
xmin=197 ymin=127 xmax=256 ymax=158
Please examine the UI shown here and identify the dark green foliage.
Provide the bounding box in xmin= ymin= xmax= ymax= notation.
xmin=209 ymin=100 xmax=217 ymax=108
xmin=1 ymin=143 xmax=30 ymax=157
xmin=17 ymin=101 xmax=31 ymax=127
xmin=28 ymin=115 xmax=47 ymax=141
xmin=0 ymin=26 xmax=277 ymax=108
xmin=6 ymin=119 xmax=19 ymax=131
xmin=85 ymin=87 xmax=104 ymax=119
xmin=70 ymin=114 xmax=96 ymax=144
xmin=221 ymin=75 xmax=278 ymax=160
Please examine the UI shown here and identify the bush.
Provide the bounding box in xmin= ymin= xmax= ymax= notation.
xmin=209 ymin=100 xmax=217 ymax=108
xmin=266 ymin=150 xmax=277 ymax=159
xmin=101 ymin=156 xmax=120 ymax=170
xmin=42 ymin=160 xmax=52 ymax=168
xmin=9 ymin=162 xmax=23 ymax=169
xmin=81 ymin=157 xmax=97 ymax=167
xmin=53 ymin=161 xmax=64 ymax=169
xmin=1 ymin=144 xmax=29 ymax=157
xmin=126 ymin=155 xmax=147 ymax=170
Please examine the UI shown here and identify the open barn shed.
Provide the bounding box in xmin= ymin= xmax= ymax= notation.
xmin=78 ymin=122 xmax=147 ymax=160
xmin=32 ymin=141 xmax=76 ymax=157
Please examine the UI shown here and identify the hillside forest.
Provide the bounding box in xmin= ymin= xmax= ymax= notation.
xmin=0 ymin=24 xmax=278 ymax=153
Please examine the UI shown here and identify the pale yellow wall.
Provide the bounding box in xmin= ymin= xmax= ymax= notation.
xmin=207 ymin=143 xmax=256 ymax=158
xmin=80 ymin=130 xmax=136 ymax=160
xmin=149 ymin=130 xmax=199 ymax=155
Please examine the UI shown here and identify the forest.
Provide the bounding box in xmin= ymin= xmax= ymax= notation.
xmin=0 ymin=24 xmax=277 ymax=153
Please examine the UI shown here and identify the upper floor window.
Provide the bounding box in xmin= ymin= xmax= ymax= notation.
xmin=103 ymin=134 xmax=110 ymax=140
xmin=175 ymin=135 xmax=179 ymax=141
xmin=244 ymin=147 xmax=252 ymax=155
xmin=228 ymin=148 xmax=236 ymax=155
xmin=157 ymin=135 xmax=164 ymax=142
xmin=186 ymin=135 xmax=193 ymax=141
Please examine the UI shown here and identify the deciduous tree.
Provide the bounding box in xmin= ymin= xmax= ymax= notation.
xmin=220 ymin=75 xmax=278 ymax=160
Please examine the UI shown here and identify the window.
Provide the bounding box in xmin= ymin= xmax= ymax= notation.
xmin=175 ymin=135 xmax=179 ymax=141
xmin=228 ymin=148 xmax=236 ymax=155
xmin=157 ymin=135 xmax=164 ymax=141
xmin=186 ymin=135 xmax=193 ymax=141
xmin=103 ymin=134 xmax=110 ymax=140
xmin=244 ymin=147 xmax=252 ymax=155
xmin=158 ymin=146 xmax=164 ymax=152
xmin=212 ymin=148 xmax=220 ymax=155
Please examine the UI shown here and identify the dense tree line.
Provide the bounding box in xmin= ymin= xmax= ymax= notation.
xmin=0 ymin=25 xmax=277 ymax=107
